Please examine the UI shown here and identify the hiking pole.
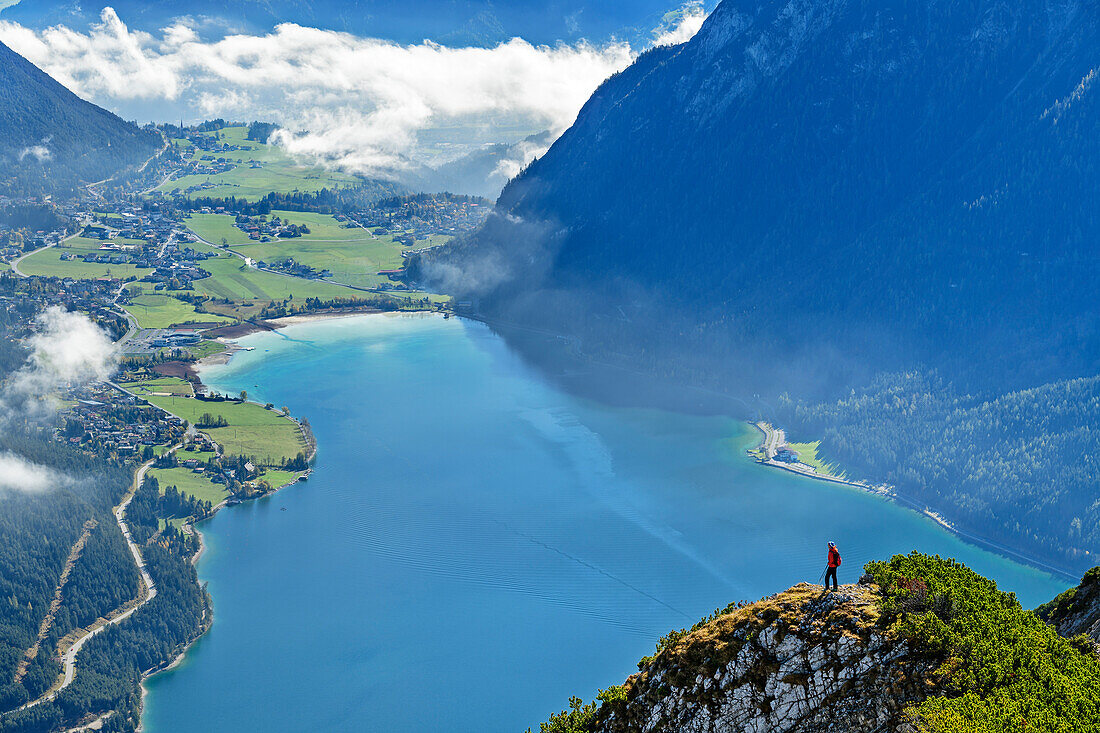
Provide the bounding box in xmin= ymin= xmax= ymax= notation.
xmin=817 ymin=566 xmax=827 ymax=584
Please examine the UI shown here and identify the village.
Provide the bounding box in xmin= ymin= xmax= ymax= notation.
xmin=0 ymin=119 xmax=494 ymax=538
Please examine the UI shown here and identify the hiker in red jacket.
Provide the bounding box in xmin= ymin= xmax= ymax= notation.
xmin=824 ymin=542 xmax=841 ymax=590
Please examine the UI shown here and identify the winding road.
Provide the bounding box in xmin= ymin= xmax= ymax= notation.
xmin=4 ymin=451 xmax=173 ymax=715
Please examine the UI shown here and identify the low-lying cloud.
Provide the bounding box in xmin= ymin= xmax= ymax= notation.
xmin=0 ymin=452 xmax=63 ymax=493
xmin=3 ymin=307 xmax=117 ymax=416
xmin=18 ymin=142 xmax=51 ymax=162
xmin=0 ymin=3 xmax=707 ymax=181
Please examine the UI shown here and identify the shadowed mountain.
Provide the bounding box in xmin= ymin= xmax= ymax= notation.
xmin=0 ymin=40 xmax=162 ymax=196
xmin=422 ymin=0 xmax=1100 ymax=397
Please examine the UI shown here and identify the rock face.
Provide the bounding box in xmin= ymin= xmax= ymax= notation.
xmin=596 ymin=583 xmax=936 ymax=733
xmin=1038 ymin=567 xmax=1100 ymax=645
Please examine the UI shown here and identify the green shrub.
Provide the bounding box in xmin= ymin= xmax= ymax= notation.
xmin=868 ymin=553 xmax=1100 ymax=732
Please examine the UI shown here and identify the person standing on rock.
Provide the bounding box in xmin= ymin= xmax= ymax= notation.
xmin=824 ymin=542 xmax=841 ymax=590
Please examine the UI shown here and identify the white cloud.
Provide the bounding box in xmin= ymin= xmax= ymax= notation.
xmin=3 ymin=307 xmax=117 ymax=416
xmin=652 ymin=3 xmax=709 ymax=47
xmin=0 ymin=5 xmax=709 ymax=181
xmin=0 ymin=452 xmax=62 ymax=493
xmin=18 ymin=144 xmax=51 ymax=162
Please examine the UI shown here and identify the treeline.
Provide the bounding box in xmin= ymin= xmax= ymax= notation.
xmin=246 ymin=121 xmax=278 ymax=143
xmin=195 ymin=412 xmax=229 ymax=428
xmin=258 ymin=293 xmax=432 ymax=319
xmin=127 ymin=476 xmax=213 ymax=527
xmin=375 ymin=191 xmax=488 ymax=210
xmin=181 ymin=180 xmax=405 ymax=216
xmin=0 ymin=204 xmax=68 ymax=234
xmin=776 ymin=372 xmax=1100 ymax=569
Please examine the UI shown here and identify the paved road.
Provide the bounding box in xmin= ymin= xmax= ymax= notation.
xmin=9 ymin=226 xmax=87 ymax=278
xmin=757 ymin=421 xmax=785 ymax=459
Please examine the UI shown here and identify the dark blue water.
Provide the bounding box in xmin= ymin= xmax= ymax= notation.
xmin=141 ymin=313 xmax=1068 ymax=732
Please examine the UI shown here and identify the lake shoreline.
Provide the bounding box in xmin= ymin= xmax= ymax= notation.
xmin=132 ymin=323 xmax=326 ymax=726
xmin=749 ymin=421 xmax=1078 ymax=582
xmin=197 ymin=313 xmax=1079 ymax=585
xmin=133 ymin=310 xmax=1069 ymax=730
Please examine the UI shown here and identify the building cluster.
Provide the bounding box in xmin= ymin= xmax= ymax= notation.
xmin=355 ymin=197 xmax=488 ymax=243
xmin=230 ymin=213 xmax=310 ymax=241
xmin=0 ymin=277 xmax=127 ymax=331
xmin=58 ymin=383 xmax=187 ymax=460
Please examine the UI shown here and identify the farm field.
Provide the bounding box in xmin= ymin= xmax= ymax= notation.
xmin=16 ymin=236 xmax=153 ymax=279
xmin=123 ymin=376 xmax=194 ymax=396
xmin=260 ymin=469 xmax=306 ymax=488
xmin=123 ymin=292 xmax=235 ymax=329
xmin=148 ymin=466 xmax=228 ymax=507
xmin=141 ymin=395 xmax=307 ymax=465
xmin=154 ymin=126 xmax=360 ymax=201
xmin=184 ymin=243 xmax=358 ymax=301
xmin=186 ymin=210 xmax=447 ymax=290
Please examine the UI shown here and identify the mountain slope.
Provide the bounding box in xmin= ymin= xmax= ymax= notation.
xmin=426 ymin=0 xmax=1100 ymax=395
xmin=0 ymin=40 xmax=161 ymax=196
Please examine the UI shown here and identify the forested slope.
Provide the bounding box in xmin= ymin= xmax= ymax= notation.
xmin=0 ymin=41 xmax=161 ymax=197
xmin=777 ymin=373 xmax=1100 ymax=568
xmin=0 ymin=280 xmax=205 ymax=732
xmin=421 ymin=0 xmax=1100 ymax=572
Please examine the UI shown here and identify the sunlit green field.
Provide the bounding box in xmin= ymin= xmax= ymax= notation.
xmin=259 ymin=469 xmax=306 ymax=488
xmin=122 ymin=376 xmax=195 ymax=396
xmin=186 ymin=210 xmax=448 ymax=289
xmin=184 ymin=242 xmax=358 ymax=301
xmin=148 ymin=466 xmax=228 ymax=506
xmin=186 ymin=213 xmax=255 ymax=247
xmin=17 ymin=237 xmax=153 ymax=279
xmin=155 ymin=127 xmax=359 ymax=201
xmin=123 ymin=292 xmax=235 ymax=329
xmin=141 ymin=394 xmax=307 ymax=465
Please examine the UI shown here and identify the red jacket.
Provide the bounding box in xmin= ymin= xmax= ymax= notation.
xmin=828 ymin=547 xmax=842 ymax=567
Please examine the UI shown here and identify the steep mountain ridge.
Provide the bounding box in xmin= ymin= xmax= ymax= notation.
xmin=0 ymin=40 xmax=161 ymax=196
xmin=427 ymin=0 xmax=1100 ymax=393
xmin=1039 ymin=567 xmax=1100 ymax=645
xmin=596 ymin=583 xmax=932 ymax=733
xmin=539 ymin=554 xmax=1100 ymax=733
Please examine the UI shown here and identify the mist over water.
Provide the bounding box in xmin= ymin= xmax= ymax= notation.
xmin=141 ymin=313 xmax=1067 ymax=732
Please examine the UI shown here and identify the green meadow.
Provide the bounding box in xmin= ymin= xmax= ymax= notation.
xmin=786 ymin=441 xmax=847 ymax=479
xmin=122 ymin=376 xmax=195 ymax=396
xmin=183 ymin=243 xmax=357 ymax=301
xmin=123 ymin=291 xmax=235 ymax=329
xmin=155 ymin=126 xmax=359 ymax=201
xmin=141 ymin=394 xmax=307 ymax=465
xmin=186 ymin=210 xmax=448 ymax=290
xmin=17 ymin=237 xmax=153 ymax=279
xmin=148 ymin=466 xmax=228 ymax=506
xmin=259 ymin=469 xmax=306 ymax=489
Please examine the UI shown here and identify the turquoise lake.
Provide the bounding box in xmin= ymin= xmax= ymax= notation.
xmin=141 ymin=313 xmax=1068 ymax=732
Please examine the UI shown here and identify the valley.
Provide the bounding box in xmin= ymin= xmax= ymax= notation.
xmin=0 ymin=2 xmax=1098 ymax=732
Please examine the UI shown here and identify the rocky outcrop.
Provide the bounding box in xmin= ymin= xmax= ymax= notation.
xmin=1038 ymin=567 xmax=1100 ymax=645
xmin=595 ymin=583 xmax=937 ymax=733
